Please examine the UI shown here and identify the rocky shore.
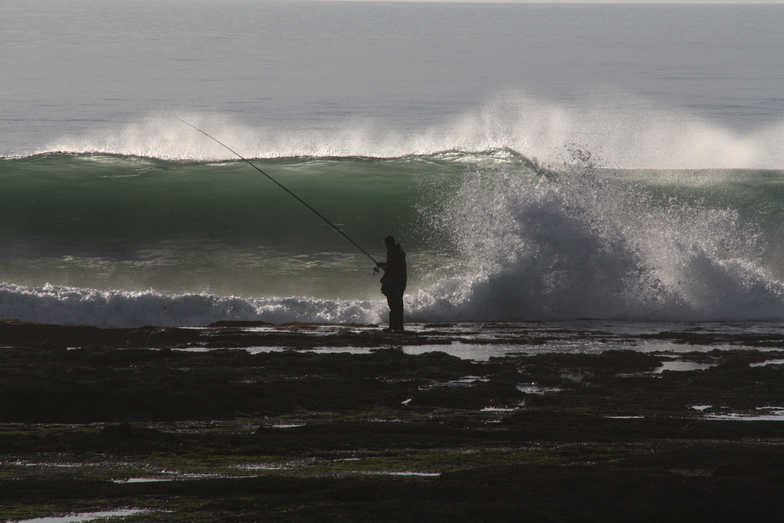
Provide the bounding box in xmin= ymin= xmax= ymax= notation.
xmin=2 ymin=320 xmax=784 ymax=521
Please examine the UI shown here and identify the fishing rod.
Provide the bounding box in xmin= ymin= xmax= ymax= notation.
xmin=173 ymin=116 xmax=380 ymax=268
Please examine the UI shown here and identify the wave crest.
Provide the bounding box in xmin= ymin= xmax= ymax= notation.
xmin=34 ymin=91 xmax=784 ymax=169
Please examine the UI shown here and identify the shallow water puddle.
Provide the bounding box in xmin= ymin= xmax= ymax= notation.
xmin=13 ymin=509 xmax=150 ymax=523
xmin=421 ymin=376 xmax=488 ymax=389
xmin=517 ymin=383 xmax=562 ymax=395
xmin=360 ymin=471 xmax=441 ymax=477
xmin=237 ymin=463 xmax=297 ymax=471
xmin=692 ymin=405 xmax=784 ymax=421
xmin=654 ymin=361 xmax=715 ymax=373
xmin=6 ymin=460 xmax=103 ymax=468
xmin=618 ymin=360 xmax=717 ymax=377
xmin=704 ymin=407 xmax=784 ymax=421
xmin=481 ymin=406 xmax=521 ymax=412
xmin=751 ymin=358 xmax=784 ymax=367
xmin=111 ymin=477 xmax=171 ymax=484
xmin=111 ymin=471 xmax=220 ymax=483
xmin=403 ymin=343 xmax=527 ymax=361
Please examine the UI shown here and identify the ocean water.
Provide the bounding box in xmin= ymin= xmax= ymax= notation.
xmin=2 ymin=1 xmax=784 ymax=328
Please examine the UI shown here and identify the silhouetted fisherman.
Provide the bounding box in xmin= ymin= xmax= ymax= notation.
xmin=377 ymin=235 xmax=407 ymax=332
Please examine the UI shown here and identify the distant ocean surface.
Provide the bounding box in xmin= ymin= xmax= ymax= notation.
xmin=2 ymin=1 xmax=784 ymax=328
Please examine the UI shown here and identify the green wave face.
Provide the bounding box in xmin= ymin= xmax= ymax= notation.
xmin=0 ymin=152 xmax=503 ymax=298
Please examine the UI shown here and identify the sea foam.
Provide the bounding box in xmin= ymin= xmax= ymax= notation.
xmin=407 ymin=159 xmax=784 ymax=322
xmin=0 ymin=283 xmax=386 ymax=329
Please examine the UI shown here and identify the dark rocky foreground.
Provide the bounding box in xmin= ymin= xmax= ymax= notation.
xmin=3 ymin=320 xmax=784 ymax=522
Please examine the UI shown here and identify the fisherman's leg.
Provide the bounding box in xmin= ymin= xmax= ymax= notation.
xmin=392 ymin=293 xmax=404 ymax=331
xmin=386 ymin=295 xmax=397 ymax=330
xmin=397 ymin=286 xmax=406 ymax=331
